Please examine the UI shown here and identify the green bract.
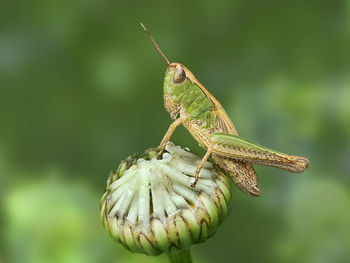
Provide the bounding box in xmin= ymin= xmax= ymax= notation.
xmin=100 ymin=142 xmax=231 ymax=256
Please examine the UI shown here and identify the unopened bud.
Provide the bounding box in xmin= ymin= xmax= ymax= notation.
xmin=100 ymin=142 xmax=231 ymax=256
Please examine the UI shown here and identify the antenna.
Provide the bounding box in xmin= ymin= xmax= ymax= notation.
xmin=140 ymin=23 xmax=170 ymax=66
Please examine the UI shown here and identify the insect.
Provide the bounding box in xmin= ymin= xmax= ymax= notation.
xmin=141 ymin=23 xmax=309 ymax=196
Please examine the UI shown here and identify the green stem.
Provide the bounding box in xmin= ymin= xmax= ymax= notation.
xmin=167 ymin=249 xmax=193 ymax=263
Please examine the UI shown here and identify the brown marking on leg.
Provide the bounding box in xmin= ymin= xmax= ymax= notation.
xmin=211 ymin=154 xmax=261 ymax=196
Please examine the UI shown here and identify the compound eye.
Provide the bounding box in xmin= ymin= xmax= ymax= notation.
xmin=173 ymin=65 xmax=186 ymax=84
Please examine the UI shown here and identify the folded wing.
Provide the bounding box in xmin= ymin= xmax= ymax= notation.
xmin=210 ymin=133 xmax=309 ymax=173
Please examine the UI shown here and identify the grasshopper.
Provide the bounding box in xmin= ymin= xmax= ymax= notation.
xmin=141 ymin=24 xmax=309 ymax=196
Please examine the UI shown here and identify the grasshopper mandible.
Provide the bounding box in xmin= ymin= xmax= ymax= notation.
xmin=141 ymin=23 xmax=309 ymax=196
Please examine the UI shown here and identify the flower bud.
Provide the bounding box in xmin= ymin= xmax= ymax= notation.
xmin=100 ymin=142 xmax=231 ymax=256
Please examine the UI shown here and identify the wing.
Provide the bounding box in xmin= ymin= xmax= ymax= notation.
xmin=189 ymin=76 xmax=238 ymax=135
xmin=214 ymin=107 xmax=238 ymax=134
xmin=210 ymin=133 xmax=309 ymax=173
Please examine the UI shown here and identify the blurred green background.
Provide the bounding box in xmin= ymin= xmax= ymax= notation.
xmin=1 ymin=0 xmax=350 ymax=262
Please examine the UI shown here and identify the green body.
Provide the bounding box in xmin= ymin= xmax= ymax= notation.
xmin=164 ymin=68 xmax=216 ymax=128
xmin=162 ymin=66 xmax=308 ymax=174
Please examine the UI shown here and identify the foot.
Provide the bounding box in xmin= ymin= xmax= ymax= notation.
xmin=156 ymin=146 xmax=164 ymax=160
xmin=191 ymin=178 xmax=199 ymax=188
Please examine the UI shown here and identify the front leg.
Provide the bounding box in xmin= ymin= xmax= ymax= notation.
xmin=157 ymin=115 xmax=188 ymax=159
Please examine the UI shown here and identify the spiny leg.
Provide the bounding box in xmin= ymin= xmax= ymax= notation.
xmin=212 ymin=154 xmax=261 ymax=196
xmin=191 ymin=146 xmax=213 ymax=188
xmin=157 ymin=115 xmax=187 ymax=159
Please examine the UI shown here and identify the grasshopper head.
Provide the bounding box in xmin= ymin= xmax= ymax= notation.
xmin=167 ymin=63 xmax=186 ymax=84
xmin=166 ymin=63 xmax=196 ymax=84
xmin=167 ymin=63 xmax=197 ymax=82
xmin=163 ymin=63 xmax=195 ymax=103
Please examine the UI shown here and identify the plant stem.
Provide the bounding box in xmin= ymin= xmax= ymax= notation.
xmin=167 ymin=249 xmax=193 ymax=263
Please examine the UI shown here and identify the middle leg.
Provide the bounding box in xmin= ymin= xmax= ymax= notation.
xmin=191 ymin=145 xmax=213 ymax=188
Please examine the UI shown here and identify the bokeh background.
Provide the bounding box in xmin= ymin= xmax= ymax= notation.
xmin=1 ymin=0 xmax=350 ymax=262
